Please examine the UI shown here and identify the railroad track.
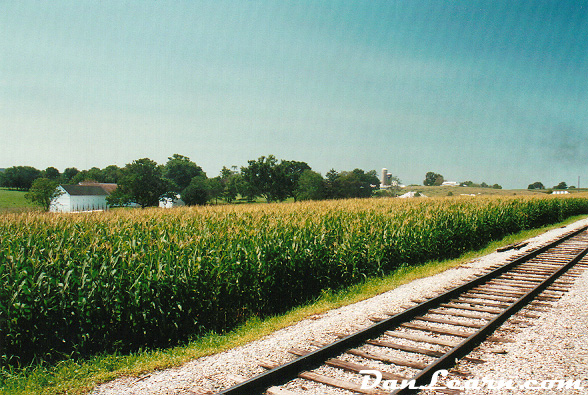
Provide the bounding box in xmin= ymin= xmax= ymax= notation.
xmin=216 ymin=226 xmax=588 ymax=395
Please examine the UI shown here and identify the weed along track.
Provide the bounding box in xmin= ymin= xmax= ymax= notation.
xmin=216 ymin=226 xmax=588 ymax=395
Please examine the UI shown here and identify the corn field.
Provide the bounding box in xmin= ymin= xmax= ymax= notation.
xmin=2 ymin=195 xmax=588 ymax=366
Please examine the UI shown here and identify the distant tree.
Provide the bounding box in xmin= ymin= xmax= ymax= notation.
xmin=164 ymin=154 xmax=205 ymax=192
xmin=62 ymin=167 xmax=80 ymax=183
xmin=70 ymin=167 xmax=104 ymax=184
xmin=480 ymin=182 xmax=489 ymax=188
xmin=236 ymin=175 xmax=258 ymax=202
xmin=324 ymin=169 xmax=340 ymax=199
xmin=423 ymin=172 xmax=444 ymax=186
xmin=107 ymin=158 xmax=169 ymax=208
xmin=554 ymin=181 xmax=568 ymax=190
xmin=0 ymin=166 xmax=42 ymax=190
xmin=362 ymin=169 xmax=381 ymax=188
xmin=241 ymin=155 xmax=298 ymax=202
xmin=295 ymin=170 xmax=326 ymax=201
xmin=241 ymin=155 xmax=276 ymax=201
xmin=527 ymin=181 xmax=545 ymax=190
xmin=25 ymin=178 xmax=63 ymax=211
xmin=181 ymin=175 xmax=209 ymax=206
xmin=101 ymin=165 xmax=123 ymax=183
xmin=43 ymin=167 xmax=60 ymax=181
xmin=219 ymin=166 xmax=240 ymax=203
xmin=207 ymin=177 xmax=223 ymax=204
xmin=332 ymin=169 xmax=375 ymax=199
xmin=492 ymin=184 xmax=502 ymax=189
xmin=278 ymin=160 xmax=311 ymax=201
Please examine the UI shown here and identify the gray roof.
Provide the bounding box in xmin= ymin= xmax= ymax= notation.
xmin=61 ymin=184 xmax=112 ymax=196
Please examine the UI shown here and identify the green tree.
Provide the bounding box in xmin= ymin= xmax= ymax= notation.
xmin=207 ymin=177 xmax=223 ymax=204
xmin=108 ymin=158 xmax=169 ymax=208
xmin=0 ymin=166 xmax=42 ymax=190
xmin=101 ymin=165 xmax=123 ymax=183
xmin=62 ymin=167 xmax=80 ymax=183
xmin=278 ymin=160 xmax=311 ymax=201
xmin=324 ymin=169 xmax=339 ymax=199
xmin=330 ymin=169 xmax=377 ymax=199
xmin=25 ymin=178 xmax=63 ymax=211
xmin=43 ymin=167 xmax=60 ymax=181
xmin=71 ymin=167 xmax=105 ymax=184
xmin=295 ymin=170 xmax=326 ymax=201
xmin=181 ymin=176 xmax=209 ymax=206
xmin=241 ymin=155 xmax=281 ymax=202
xmin=219 ymin=166 xmax=240 ymax=203
xmin=164 ymin=154 xmax=205 ymax=192
xmin=554 ymin=181 xmax=568 ymax=190
xmin=424 ymin=172 xmax=444 ymax=186
xmin=236 ymin=175 xmax=258 ymax=202
xmin=527 ymin=181 xmax=545 ymax=190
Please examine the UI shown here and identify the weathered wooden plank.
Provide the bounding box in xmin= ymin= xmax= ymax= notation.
xmin=298 ymin=371 xmax=388 ymax=395
xmin=461 ymin=292 xmax=517 ymax=302
xmin=385 ymin=330 xmax=460 ymax=347
xmin=259 ymin=360 xmax=280 ymax=370
xmin=440 ymin=302 xmax=502 ymax=314
xmin=347 ymin=348 xmax=428 ymax=370
xmin=367 ymin=339 xmax=444 ymax=357
xmin=428 ymin=308 xmax=495 ymax=320
xmin=325 ymin=358 xmax=408 ymax=381
xmin=400 ymin=321 xmax=472 ymax=337
xmin=453 ymin=298 xmax=510 ymax=309
xmin=367 ymin=339 xmax=486 ymax=364
xmin=400 ymin=321 xmax=512 ymax=343
xmin=414 ymin=315 xmax=485 ymax=329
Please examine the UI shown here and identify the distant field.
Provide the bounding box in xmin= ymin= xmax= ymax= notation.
xmin=0 ymin=188 xmax=36 ymax=212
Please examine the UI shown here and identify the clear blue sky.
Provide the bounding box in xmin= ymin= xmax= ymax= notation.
xmin=1 ymin=1 xmax=587 ymax=188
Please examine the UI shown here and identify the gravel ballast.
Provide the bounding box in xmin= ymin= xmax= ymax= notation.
xmin=460 ymin=261 xmax=588 ymax=394
xmin=91 ymin=218 xmax=588 ymax=395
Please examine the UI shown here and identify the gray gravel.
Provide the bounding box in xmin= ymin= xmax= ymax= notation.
xmin=460 ymin=257 xmax=588 ymax=394
xmin=91 ymin=218 xmax=588 ymax=395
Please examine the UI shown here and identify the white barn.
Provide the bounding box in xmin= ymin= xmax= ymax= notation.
xmin=50 ymin=184 xmax=117 ymax=213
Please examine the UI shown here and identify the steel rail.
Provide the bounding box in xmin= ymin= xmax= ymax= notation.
xmin=217 ymin=225 xmax=588 ymax=395
xmin=394 ymin=239 xmax=588 ymax=394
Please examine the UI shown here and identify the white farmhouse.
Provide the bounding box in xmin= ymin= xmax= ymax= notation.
xmin=159 ymin=194 xmax=185 ymax=209
xmin=50 ymin=183 xmax=117 ymax=213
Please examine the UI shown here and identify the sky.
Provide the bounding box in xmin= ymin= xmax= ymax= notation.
xmin=1 ymin=1 xmax=587 ymax=189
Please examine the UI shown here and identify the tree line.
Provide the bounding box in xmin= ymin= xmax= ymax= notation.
xmin=528 ymin=181 xmax=572 ymax=190
xmin=1 ymin=155 xmax=381 ymax=208
xmin=422 ymin=172 xmax=502 ymax=189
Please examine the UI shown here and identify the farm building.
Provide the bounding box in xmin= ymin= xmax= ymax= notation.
xmin=50 ymin=183 xmax=117 ymax=213
xmin=441 ymin=181 xmax=461 ymax=187
xmin=159 ymin=194 xmax=185 ymax=209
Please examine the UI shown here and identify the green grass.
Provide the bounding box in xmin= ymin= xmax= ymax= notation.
xmin=2 ymin=213 xmax=586 ymax=395
xmin=0 ymin=188 xmax=37 ymax=212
